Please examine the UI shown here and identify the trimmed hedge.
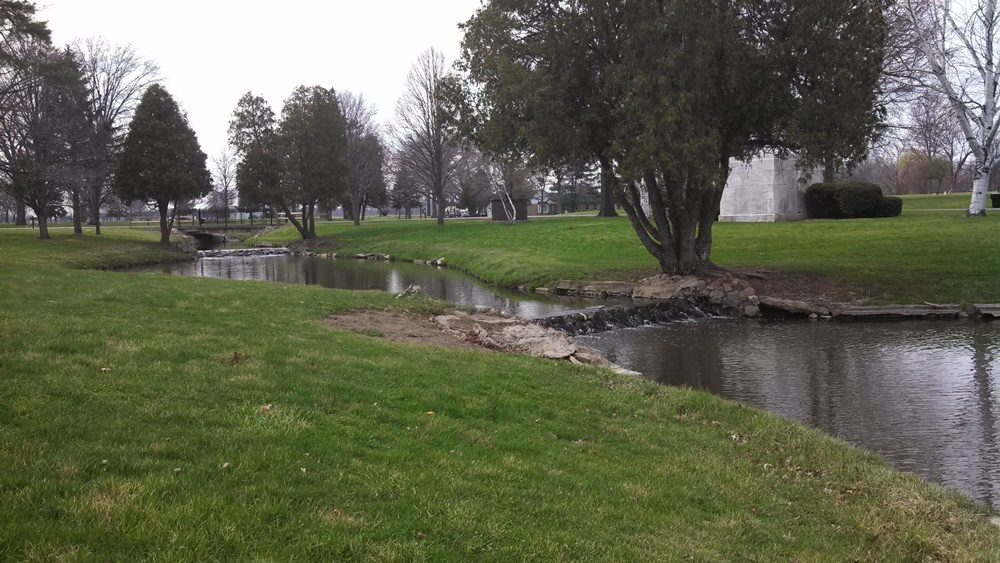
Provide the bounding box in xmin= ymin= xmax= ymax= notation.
xmin=805 ymin=182 xmax=902 ymax=219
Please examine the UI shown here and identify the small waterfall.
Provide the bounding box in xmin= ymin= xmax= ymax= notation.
xmin=533 ymin=300 xmax=725 ymax=335
xmin=196 ymin=247 xmax=291 ymax=258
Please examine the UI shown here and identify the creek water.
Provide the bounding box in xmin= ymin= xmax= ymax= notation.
xmin=578 ymin=319 xmax=1000 ymax=510
xmin=139 ymin=254 xmax=620 ymax=319
xmin=142 ymin=254 xmax=1000 ymax=509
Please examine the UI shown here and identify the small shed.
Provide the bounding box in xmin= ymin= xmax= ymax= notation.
xmin=490 ymin=198 xmax=529 ymax=222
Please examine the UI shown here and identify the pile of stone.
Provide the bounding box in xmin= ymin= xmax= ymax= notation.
xmin=539 ymin=274 xmax=762 ymax=317
xmin=535 ymin=301 xmax=718 ymax=335
xmin=197 ymin=247 xmax=290 ymax=258
xmin=434 ymin=310 xmax=641 ymax=376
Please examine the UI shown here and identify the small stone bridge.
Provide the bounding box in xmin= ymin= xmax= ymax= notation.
xmin=177 ymin=224 xmax=268 ymax=246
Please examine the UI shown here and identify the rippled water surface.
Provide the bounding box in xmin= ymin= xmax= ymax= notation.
xmin=578 ymin=319 xmax=1000 ymax=509
xmin=138 ymin=254 xmax=617 ymax=319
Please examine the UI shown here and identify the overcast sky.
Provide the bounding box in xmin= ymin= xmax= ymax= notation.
xmin=39 ymin=0 xmax=482 ymax=163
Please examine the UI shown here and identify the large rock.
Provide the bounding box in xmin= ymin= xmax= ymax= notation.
xmin=758 ymin=296 xmax=831 ymax=316
xmin=974 ymin=304 xmax=1000 ymax=319
xmin=435 ymin=311 xmax=638 ymax=368
xmin=576 ymin=281 xmax=637 ymax=298
xmin=632 ymin=275 xmax=704 ymax=300
xmin=498 ymin=323 xmax=578 ymax=359
xmin=834 ymin=304 xmax=960 ymax=319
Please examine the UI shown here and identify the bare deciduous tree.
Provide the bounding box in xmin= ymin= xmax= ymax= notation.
xmin=0 ymin=46 xmax=92 ymax=239
xmin=905 ymin=90 xmax=970 ymax=193
xmin=392 ymin=48 xmax=462 ymax=225
xmin=904 ymin=0 xmax=1000 ymax=214
xmin=339 ymin=91 xmax=386 ymax=225
xmin=75 ymin=37 xmax=159 ymax=234
xmin=210 ymin=149 xmax=237 ymax=224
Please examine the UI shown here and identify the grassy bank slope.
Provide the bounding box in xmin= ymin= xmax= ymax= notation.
xmin=1 ymin=229 xmax=998 ymax=560
xmin=258 ymin=209 xmax=1000 ymax=304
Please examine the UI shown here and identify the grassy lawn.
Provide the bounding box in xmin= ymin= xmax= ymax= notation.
xmin=257 ymin=209 xmax=1000 ymax=305
xmin=897 ymin=192 xmax=985 ymax=210
xmin=2 ymin=229 xmax=999 ymax=560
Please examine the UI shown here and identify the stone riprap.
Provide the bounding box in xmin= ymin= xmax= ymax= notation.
xmin=758 ymin=296 xmax=831 ymax=316
xmin=542 ymin=275 xmax=762 ymax=318
xmin=534 ymin=301 xmax=720 ymax=335
xmin=974 ymin=304 xmax=1000 ymax=319
xmin=833 ymin=304 xmax=962 ymax=319
xmin=197 ymin=247 xmax=290 ymax=258
xmin=434 ymin=310 xmax=641 ymax=376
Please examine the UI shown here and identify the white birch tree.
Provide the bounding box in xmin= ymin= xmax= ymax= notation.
xmin=905 ymin=0 xmax=1000 ymax=215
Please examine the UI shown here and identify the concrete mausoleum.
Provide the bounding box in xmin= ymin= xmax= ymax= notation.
xmin=719 ymin=154 xmax=819 ymax=222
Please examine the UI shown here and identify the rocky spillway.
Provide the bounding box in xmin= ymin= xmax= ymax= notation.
xmin=534 ymin=300 xmax=723 ymax=335
xmin=196 ymin=247 xmax=290 ymax=258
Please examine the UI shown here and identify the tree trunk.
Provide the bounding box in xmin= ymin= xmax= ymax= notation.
xmin=37 ymin=214 xmax=49 ymax=239
xmin=158 ymin=204 xmax=171 ymax=244
xmin=15 ymin=199 xmax=26 ymax=225
xmin=88 ymin=185 xmax=103 ymax=235
xmin=71 ymin=190 xmax=84 ymax=235
xmin=282 ymin=203 xmax=312 ymax=239
xmin=90 ymin=186 xmax=102 ymax=236
xmin=823 ymin=158 xmax=836 ymax=183
xmin=969 ymin=161 xmax=989 ymax=216
xmin=596 ymin=156 xmax=620 ymax=217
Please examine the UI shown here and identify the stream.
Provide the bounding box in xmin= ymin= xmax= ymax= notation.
xmin=138 ymin=254 xmax=1000 ymax=509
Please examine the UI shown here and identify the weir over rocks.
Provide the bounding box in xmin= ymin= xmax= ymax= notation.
xmin=196 ymin=247 xmax=290 ymax=258
xmin=534 ymin=300 xmax=724 ymax=335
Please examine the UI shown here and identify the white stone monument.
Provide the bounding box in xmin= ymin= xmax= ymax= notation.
xmin=719 ymin=154 xmax=819 ymax=222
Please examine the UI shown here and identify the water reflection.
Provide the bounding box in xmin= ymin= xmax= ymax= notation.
xmin=140 ymin=255 xmax=620 ymax=318
xmin=579 ymin=319 xmax=1000 ymax=509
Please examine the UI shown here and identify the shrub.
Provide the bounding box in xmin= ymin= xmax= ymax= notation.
xmin=880 ymin=196 xmax=903 ymax=218
xmin=805 ymin=182 xmax=902 ymax=219
xmin=804 ymin=184 xmax=840 ymax=219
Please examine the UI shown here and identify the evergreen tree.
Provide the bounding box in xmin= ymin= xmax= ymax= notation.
xmin=115 ymin=84 xmax=211 ymax=244
xmin=459 ymin=0 xmax=886 ymax=274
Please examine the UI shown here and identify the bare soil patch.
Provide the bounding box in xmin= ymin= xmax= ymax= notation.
xmin=323 ymin=310 xmax=487 ymax=351
xmin=733 ymin=269 xmax=871 ymax=306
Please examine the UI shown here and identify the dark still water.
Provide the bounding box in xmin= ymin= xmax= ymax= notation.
xmin=139 ymin=255 xmax=617 ymax=319
xmin=578 ymin=319 xmax=1000 ymax=509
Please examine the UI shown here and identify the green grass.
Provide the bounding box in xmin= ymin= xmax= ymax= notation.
xmin=2 ymin=229 xmax=1000 ymax=560
xmin=898 ymin=192 xmax=977 ymax=210
xmin=257 ymin=211 xmax=1000 ymax=304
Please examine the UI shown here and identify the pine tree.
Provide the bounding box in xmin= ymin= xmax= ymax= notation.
xmin=115 ymin=84 xmax=211 ymax=244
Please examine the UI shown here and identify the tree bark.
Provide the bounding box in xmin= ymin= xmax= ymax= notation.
xmin=281 ymin=203 xmax=312 ymax=239
xmin=157 ymin=203 xmax=171 ymax=244
xmin=823 ymin=159 xmax=836 ymax=183
xmin=596 ymin=156 xmax=619 ymax=217
xmin=37 ymin=215 xmax=49 ymax=239
xmin=88 ymin=185 xmax=103 ymax=235
xmin=969 ymin=161 xmax=989 ymax=216
xmin=71 ymin=190 xmax=84 ymax=235
xmin=15 ymin=199 xmax=26 ymax=225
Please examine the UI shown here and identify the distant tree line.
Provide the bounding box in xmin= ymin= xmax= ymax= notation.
xmin=0 ymin=2 xmax=163 ymax=239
